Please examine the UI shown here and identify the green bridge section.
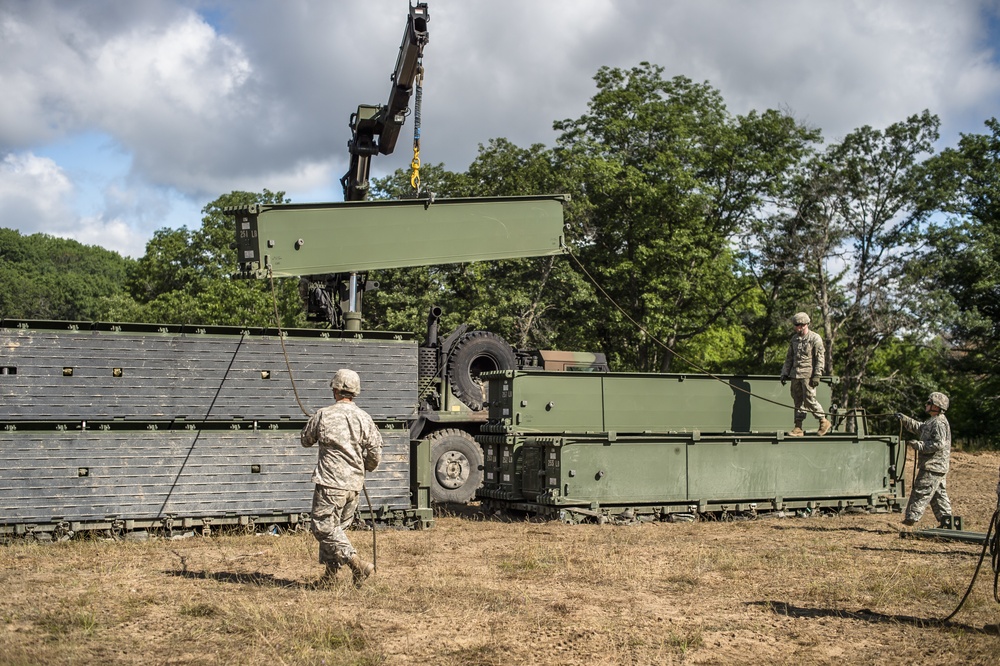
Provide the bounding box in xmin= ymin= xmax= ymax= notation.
xmin=482 ymin=370 xmax=842 ymax=435
xmin=229 ymin=195 xmax=568 ymax=279
xmin=478 ymin=371 xmax=901 ymax=517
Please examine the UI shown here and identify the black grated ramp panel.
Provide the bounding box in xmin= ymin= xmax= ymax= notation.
xmin=0 ymin=425 xmax=410 ymax=524
xmin=0 ymin=324 xmax=417 ymax=421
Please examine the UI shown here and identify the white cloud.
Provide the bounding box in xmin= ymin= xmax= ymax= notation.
xmin=1 ymin=0 xmax=999 ymax=257
xmin=0 ymin=152 xmax=75 ymax=232
xmin=0 ymin=151 xmax=149 ymax=257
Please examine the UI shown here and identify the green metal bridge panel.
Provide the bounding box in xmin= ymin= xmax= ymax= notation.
xmin=488 ymin=371 xmax=835 ymax=435
xmin=234 ymin=195 xmax=567 ymax=278
xmin=602 ymin=375 xmax=733 ymax=432
xmin=686 ymin=436 xmax=890 ymax=501
xmin=490 ymin=372 xmax=605 ymax=432
xmin=555 ymin=440 xmax=688 ymax=503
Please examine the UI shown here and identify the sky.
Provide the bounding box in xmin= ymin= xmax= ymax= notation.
xmin=2 ymin=0 xmax=1000 ymax=258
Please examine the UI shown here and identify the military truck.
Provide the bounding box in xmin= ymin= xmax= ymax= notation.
xmin=0 ymin=316 xmax=902 ymax=537
xmin=0 ymin=2 xmax=903 ymax=538
xmin=228 ymin=193 xmax=608 ymax=506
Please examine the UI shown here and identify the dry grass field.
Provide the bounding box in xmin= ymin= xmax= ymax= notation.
xmin=2 ymin=450 xmax=999 ymax=666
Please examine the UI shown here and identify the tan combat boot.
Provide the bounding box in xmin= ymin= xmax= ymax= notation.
xmin=346 ymin=554 xmax=375 ymax=587
xmin=313 ymin=563 xmax=340 ymax=589
xmin=817 ymin=418 xmax=832 ymax=436
xmin=788 ymin=424 xmax=805 ymax=437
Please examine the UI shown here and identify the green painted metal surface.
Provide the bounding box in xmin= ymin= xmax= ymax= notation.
xmin=552 ymin=439 xmax=688 ymax=503
xmin=507 ymin=433 xmax=895 ymax=509
xmin=686 ymin=437 xmax=889 ymax=499
xmin=491 ymin=371 xmax=606 ymax=433
xmin=485 ymin=371 xmax=836 ymax=435
xmin=230 ymin=195 xmax=568 ymax=278
xmin=478 ymin=370 xmax=901 ymax=514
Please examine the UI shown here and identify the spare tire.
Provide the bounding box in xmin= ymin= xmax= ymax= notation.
xmin=426 ymin=428 xmax=484 ymax=504
xmin=446 ymin=331 xmax=517 ymax=411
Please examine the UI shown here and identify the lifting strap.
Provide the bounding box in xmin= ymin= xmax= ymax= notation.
xmin=410 ymin=64 xmax=424 ymax=192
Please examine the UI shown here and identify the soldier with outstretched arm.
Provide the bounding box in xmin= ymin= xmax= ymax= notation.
xmin=896 ymin=392 xmax=952 ymax=528
xmin=301 ymin=368 xmax=383 ymax=587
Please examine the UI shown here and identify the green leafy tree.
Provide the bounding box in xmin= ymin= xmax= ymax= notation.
xmin=553 ymin=63 xmax=818 ymax=372
xmin=735 ymin=123 xmax=825 ymax=372
xmin=114 ymin=190 xmax=306 ymax=328
xmin=800 ymin=112 xmax=941 ymax=415
xmin=0 ymin=229 xmax=132 ymax=320
xmin=914 ymin=118 xmax=1000 ymax=446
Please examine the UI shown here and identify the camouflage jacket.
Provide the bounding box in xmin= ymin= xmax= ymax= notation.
xmin=900 ymin=413 xmax=951 ymax=475
xmin=301 ymin=400 xmax=383 ymax=490
xmin=780 ymin=329 xmax=825 ymax=379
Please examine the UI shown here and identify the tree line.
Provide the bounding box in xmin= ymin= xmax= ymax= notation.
xmin=1 ymin=63 xmax=997 ymax=447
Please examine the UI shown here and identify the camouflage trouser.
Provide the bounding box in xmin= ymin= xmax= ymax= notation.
xmin=790 ymin=379 xmax=825 ymax=424
xmin=905 ymin=470 xmax=951 ymax=523
xmin=310 ymin=485 xmax=360 ymax=567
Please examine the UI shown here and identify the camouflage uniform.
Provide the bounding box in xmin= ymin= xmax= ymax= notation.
xmin=900 ymin=412 xmax=952 ymax=524
xmin=780 ymin=323 xmax=827 ymax=430
xmin=301 ymin=399 xmax=382 ymax=572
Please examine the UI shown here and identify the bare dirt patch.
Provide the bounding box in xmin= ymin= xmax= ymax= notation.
xmin=2 ymin=450 xmax=998 ymax=665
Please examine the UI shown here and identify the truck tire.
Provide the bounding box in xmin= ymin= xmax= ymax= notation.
xmin=427 ymin=428 xmax=484 ymax=504
xmin=447 ymin=331 xmax=517 ymax=411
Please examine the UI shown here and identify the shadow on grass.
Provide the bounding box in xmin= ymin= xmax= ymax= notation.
xmin=768 ymin=523 xmax=901 ymax=536
xmin=751 ymin=600 xmax=999 ymax=634
xmin=855 ymin=544 xmax=981 ymax=558
xmin=165 ymin=568 xmax=307 ymax=589
xmin=433 ymin=501 xmax=547 ymax=523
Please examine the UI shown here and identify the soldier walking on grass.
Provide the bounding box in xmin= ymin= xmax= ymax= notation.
xmin=780 ymin=312 xmax=831 ymax=437
xmin=301 ymin=368 xmax=383 ymax=587
xmin=896 ymin=392 xmax=953 ymax=528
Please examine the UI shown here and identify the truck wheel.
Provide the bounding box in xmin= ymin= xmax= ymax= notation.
xmin=427 ymin=429 xmax=484 ymax=504
xmin=447 ymin=331 xmax=516 ymax=411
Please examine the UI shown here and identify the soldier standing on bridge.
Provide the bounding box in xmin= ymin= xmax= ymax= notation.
xmin=896 ymin=392 xmax=953 ymax=528
xmin=780 ymin=312 xmax=832 ymax=437
xmin=301 ymin=369 xmax=383 ymax=587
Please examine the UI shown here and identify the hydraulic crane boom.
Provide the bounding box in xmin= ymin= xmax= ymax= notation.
xmin=231 ymin=2 xmax=568 ymax=332
xmin=341 ymin=2 xmax=429 ymax=201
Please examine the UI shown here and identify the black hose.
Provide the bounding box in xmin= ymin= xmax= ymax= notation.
xmin=940 ymin=507 xmax=1000 ymax=623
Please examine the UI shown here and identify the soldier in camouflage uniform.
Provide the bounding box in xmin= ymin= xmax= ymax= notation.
xmin=895 ymin=392 xmax=952 ymax=528
xmin=780 ymin=312 xmax=831 ymax=437
xmin=301 ymin=368 xmax=383 ymax=586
